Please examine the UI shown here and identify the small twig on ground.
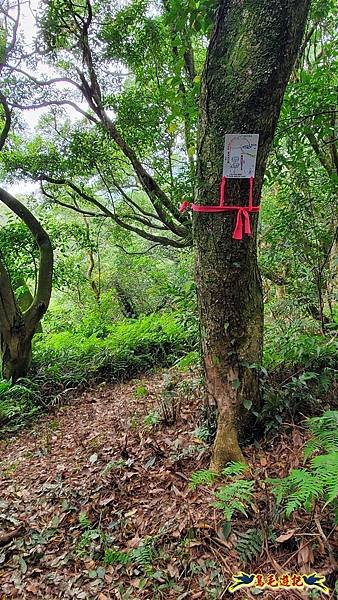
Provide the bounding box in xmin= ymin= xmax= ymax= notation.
xmin=314 ymin=516 xmax=337 ymax=568
xmin=0 ymin=525 xmax=24 ymax=546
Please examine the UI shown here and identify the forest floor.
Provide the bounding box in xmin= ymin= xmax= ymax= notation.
xmin=0 ymin=368 xmax=336 ymax=600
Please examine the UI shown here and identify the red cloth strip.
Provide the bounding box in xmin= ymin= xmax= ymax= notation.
xmin=179 ymin=203 xmax=260 ymax=240
xmin=179 ymin=177 xmax=259 ymax=240
xmin=220 ymin=176 xmax=226 ymax=207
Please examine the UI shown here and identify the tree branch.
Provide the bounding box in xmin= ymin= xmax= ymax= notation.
xmin=40 ymin=176 xmax=190 ymax=248
xmin=0 ymin=249 xmax=19 ymax=335
xmin=8 ymin=99 xmax=99 ymax=124
xmin=0 ymin=188 xmax=53 ymax=336
xmin=0 ymin=92 xmax=11 ymax=151
xmin=11 ymin=67 xmax=83 ymax=93
xmin=72 ymin=12 xmax=188 ymax=235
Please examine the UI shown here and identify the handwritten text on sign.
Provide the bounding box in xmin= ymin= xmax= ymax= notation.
xmin=223 ymin=134 xmax=259 ymax=178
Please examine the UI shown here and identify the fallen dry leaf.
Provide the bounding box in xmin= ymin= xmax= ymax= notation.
xmin=275 ymin=529 xmax=296 ymax=543
xmin=298 ymin=538 xmax=314 ymax=568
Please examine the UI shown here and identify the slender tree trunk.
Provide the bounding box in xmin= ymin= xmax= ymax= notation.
xmin=195 ymin=0 xmax=311 ymax=470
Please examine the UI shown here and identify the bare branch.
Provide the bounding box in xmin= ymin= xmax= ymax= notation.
xmin=11 ymin=67 xmax=83 ymax=93
xmin=115 ymin=243 xmax=162 ymax=256
xmin=4 ymin=0 xmax=20 ymax=58
xmin=40 ymin=182 xmax=106 ymax=217
xmin=8 ymin=99 xmax=99 ymax=123
xmin=40 ymin=175 xmax=191 ymax=248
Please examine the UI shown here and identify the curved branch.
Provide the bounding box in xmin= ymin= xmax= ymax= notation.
xmin=0 ymin=249 xmax=19 ymax=335
xmin=12 ymin=67 xmax=84 ymax=93
xmin=0 ymin=92 xmax=11 ymax=151
xmin=74 ymin=20 xmax=188 ymax=234
xmin=0 ymin=188 xmax=53 ymax=335
xmin=8 ymin=99 xmax=99 ymax=124
xmin=40 ymin=176 xmax=191 ymax=248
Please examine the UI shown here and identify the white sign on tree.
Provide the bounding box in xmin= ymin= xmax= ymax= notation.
xmin=223 ymin=134 xmax=259 ymax=178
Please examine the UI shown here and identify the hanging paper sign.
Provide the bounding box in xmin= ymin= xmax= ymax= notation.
xmin=223 ymin=134 xmax=259 ymax=178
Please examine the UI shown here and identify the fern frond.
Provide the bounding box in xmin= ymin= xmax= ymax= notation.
xmin=131 ymin=544 xmax=154 ymax=568
xmin=189 ymin=469 xmax=218 ymax=489
xmin=104 ymin=548 xmax=131 ymax=565
xmin=304 ymin=411 xmax=338 ymax=459
xmin=236 ymin=528 xmax=264 ymax=564
xmin=78 ymin=512 xmax=91 ymax=529
xmin=222 ymin=462 xmax=248 ymax=477
xmin=213 ymin=480 xmax=254 ymax=521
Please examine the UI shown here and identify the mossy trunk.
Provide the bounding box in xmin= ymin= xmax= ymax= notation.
xmin=14 ymin=277 xmax=43 ymax=333
xmin=195 ymin=0 xmax=310 ymax=470
xmin=0 ymin=321 xmax=33 ymax=382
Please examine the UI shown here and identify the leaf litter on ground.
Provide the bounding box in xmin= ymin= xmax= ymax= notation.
xmin=0 ymin=368 xmax=336 ymax=599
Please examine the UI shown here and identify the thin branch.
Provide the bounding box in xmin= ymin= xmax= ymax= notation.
xmin=8 ymin=99 xmax=99 ymax=124
xmin=4 ymin=0 xmax=20 ymax=58
xmin=305 ymin=131 xmax=333 ymax=176
xmin=41 ymin=185 xmax=106 ymax=218
xmin=40 ymin=176 xmax=190 ymax=248
xmin=115 ymin=243 xmax=162 ymax=256
xmin=11 ymin=67 xmax=83 ymax=92
xmin=119 ymin=213 xmax=168 ymax=231
xmin=280 ymin=110 xmax=338 ymax=132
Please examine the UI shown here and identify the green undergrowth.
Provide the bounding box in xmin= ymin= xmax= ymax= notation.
xmin=0 ymin=379 xmax=42 ymax=434
xmin=189 ymin=411 xmax=338 ymax=564
xmin=262 ymin=327 xmax=337 ymax=431
xmin=32 ymin=311 xmax=196 ymax=386
xmin=0 ymin=312 xmax=196 ymax=436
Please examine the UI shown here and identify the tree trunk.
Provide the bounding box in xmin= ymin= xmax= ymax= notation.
xmin=13 ymin=277 xmax=43 ymax=333
xmin=0 ymin=188 xmax=53 ymax=381
xmin=0 ymin=321 xmax=33 ymax=382
xmin=195 ymin=0 xmax=310 ymax=470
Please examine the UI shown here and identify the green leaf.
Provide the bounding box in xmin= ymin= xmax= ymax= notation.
xmin=232 ymin=379 xmax=241 ymax=390
xmin=243 ymin=398 xmax=252 ymax=410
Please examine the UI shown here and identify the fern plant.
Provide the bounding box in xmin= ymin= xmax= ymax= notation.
xmin=104 ymin=537 xmax=156 ymax=574
xmin=190 ymin=462 xmax=247 ymax=490
xmin=213 ymin=479 xmax=255 ymax=521
xmin=190 ymin=463 xmax=253 ymax=521
xmin=303 ymin=411 xmax=338 ymax=458
xmin=236 ymin=528 xmax=264 ymax=564
xmin=269 ymin=411 xmax=338 ymax=519
xmin=131 ymin=539 xmax=155 ymax=573
xmin=189 ymin=469 xmax=218 ymax=489
xmin=104 ymin=548 xmax=131 ymax=565
xmin=222 ymin=462 xmax=248 ymax=477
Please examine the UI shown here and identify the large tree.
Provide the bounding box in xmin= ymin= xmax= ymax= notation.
xmin=193 ymin=0 xmax=311 ymax=468
xmin=1 ymin=0 xmax=311 ymax=464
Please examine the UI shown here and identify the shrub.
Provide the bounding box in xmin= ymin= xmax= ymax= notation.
xmin=32 ymin=311 xmax=197 ymax=388
xmin=0 ymin=378 xmax=42 ymax=434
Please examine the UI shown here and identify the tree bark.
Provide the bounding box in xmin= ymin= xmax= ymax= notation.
xmin=195 ymin=0 xmax=311 ymax=470
xmin=0 ymin=188 xmax=53 ymax=381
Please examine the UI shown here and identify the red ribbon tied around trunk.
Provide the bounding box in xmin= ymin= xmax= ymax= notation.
xmin=179 ymin=176 xmax=260 ymax=240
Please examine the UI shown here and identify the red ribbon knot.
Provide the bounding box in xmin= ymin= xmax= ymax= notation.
xmin=179 ymin=177 xmax=260 ymax=240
